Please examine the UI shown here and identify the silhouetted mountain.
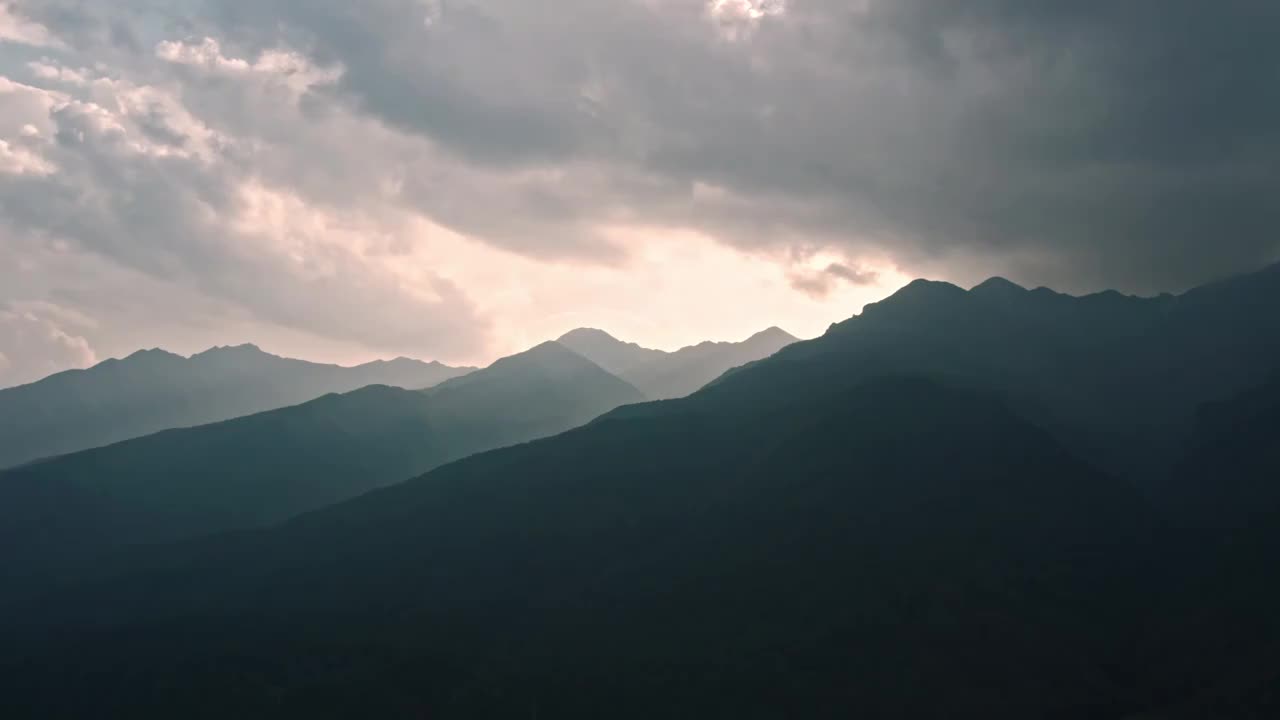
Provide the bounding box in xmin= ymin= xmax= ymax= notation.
xmin=7 ymin=263 xmax=1280 ymax=717
xmin=969 ymin=275 xmax=1029 ymax=301
xmin=558 ymin=326 xmax=798 ymax=399
xmin=653 ymin=262 xmax=1280 ymax=482
xmin=0 ymin=344 xmax=475 ymax=469
xmin=1167 ymin=373 xmax=1280 ymax=529
xmin=556 ymin=328 xmax=668 ymax=376
xmin=0 ymin=377 xmax=1161 ymax=718
xmin=1127 ymin=373 xmax=1280 ymax=718
xmin=0 ymin=342 xmax=643 ymax=591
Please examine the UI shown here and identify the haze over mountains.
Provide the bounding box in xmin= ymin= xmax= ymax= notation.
xmin=563 ymin=325 xmax=793 ymax=397
xmin=558 ymin=326 xmax=797 ymax=400
xmin=0 ymin=345 xmax=475 ymax=470
xmin=4 ymin=262 xmax=1280 ymax=717
xmin=0 ymin=341 xmax=645 ymax=590
xmin=0 ymin=326 xmax=797 ymax=473
xmin=0 ymin=324 xmax=798 ymax=594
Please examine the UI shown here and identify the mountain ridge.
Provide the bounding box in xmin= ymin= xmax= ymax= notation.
xmin=0 ymin=341 xmax=643 ymax=591
xmin=0 ymin=344 xmax=477 ymax=469
xmin=3 ymin=374 xmax=1164 ymax=718
xmin=6 ymin=262 xmax=1280 ymax=716
xmin=558 ymin=325 xmax=798 ymax=400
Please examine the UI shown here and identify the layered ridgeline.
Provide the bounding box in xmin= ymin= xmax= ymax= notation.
xmin=632 ymin=261 xmax=1280 ymax=483
xmin=5 ymin=378 xmax=1161 ymax=718
xmin=558 ymin=326 xmax=797 ymax=400
xmin=8 ymin=263 xmax=1280 ymax=717
xmin=0 ymin=342 xmax=644 ymax=590
xmin=0 ymin=344 xmax=475 ymax=469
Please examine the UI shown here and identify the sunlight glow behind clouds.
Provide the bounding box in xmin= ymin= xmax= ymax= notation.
xmin=3 ymin=0 xmax=1277 ymax=385
xmin=0 ymin=8 xmax=905 ymax=380
xmin=709 ymin=0 xmax=783 ymax=22
xmin=409 ymin=219 xmax=907 ymax=362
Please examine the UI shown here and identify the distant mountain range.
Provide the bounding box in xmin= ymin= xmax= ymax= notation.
xmin=0 ymin=344 xmax=475 ymax=469
xmin=4 ymin=264 xmax=1280 ymax=717
xmin=558 ymin=326 xmax=797 ymax=399
xmin=0 ymin=327 xmax=797 ymax=471
xmin=0 ymin=341 xmax=642 ymax=590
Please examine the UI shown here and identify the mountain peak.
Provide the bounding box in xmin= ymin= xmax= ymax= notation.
xmin=556 ymin=327 xmax=668 ymax=377
xmin=897 ymin=278 xmax=967 ymax=298
xmin=365 ymin=356 xmax=430 ymax=367
xmin=428 ymin=340 xmax=645 ymax=403
xmin=748 ymin=326 xmax=798 ymax=343
xmin=862 ymin=279 xmax=967 ymax=316
xmin=485 ymin=341 xmax=591 ymax=373
xmin=192 ymin=343 xmax=267 ymax=358
xmin=125 ymin=347 xmax=182 ymax=361
xmin=970 ymin=276 xmax=1028 ymax=298
xmin=558 ymin=328 xmax=621 ymax=344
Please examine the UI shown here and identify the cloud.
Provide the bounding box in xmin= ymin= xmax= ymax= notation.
xmin=2 ymin=0 xmax=1279 ymax=380
xmin=825 ymin=263 xmax=879 ymax=286
xmin=198 ymin=0 xmax=1280 ymax=292
xmin=0 ymin=137 xmax=54 ymax=175
xmin=0 ymin=300 xmax=97 ymax=387
xmin=791 ymin=262 xmax=881 ymax=298
xmin=0 ymin=51 xmax=490 ymax=363
xmin=0 ymin=2 xmax=62 ymax=48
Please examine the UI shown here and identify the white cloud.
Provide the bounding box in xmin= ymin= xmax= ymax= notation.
xmin=0 ymin=44 xmax=491 ymax=363
xmin=155 ymin=37 xmax=342 ymax=95
xmin=155 ymin=37 xmax=251 ymax=73
xmin=0 ymin=301 xmax=97 ymax=388
xmin=0 ymin=138 xmax=54 ymax=175
xmin=708 ymin=0 xmax=784 ymax=23
xmin=1 ymin=0 xmax=1275 ymax=378
xmin=0 ymin=3 xmax=62 ymax=48
xmin=27 ymin=60 xmax=89 ymax=86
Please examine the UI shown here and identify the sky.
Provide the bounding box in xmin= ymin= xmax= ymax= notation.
xmin=1 ymin=1 xmax=1278 ymax=387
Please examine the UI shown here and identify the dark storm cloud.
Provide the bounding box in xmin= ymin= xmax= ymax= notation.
xmin=198 ymin=0 xmax=1280 ymax=292
xmin=4 ymin=0 xmax=1280 ymax=387
xmin=826 ymin=263 xmax=879 ymax=286
xmin=791 ymin=262 xmax=880 ymax=298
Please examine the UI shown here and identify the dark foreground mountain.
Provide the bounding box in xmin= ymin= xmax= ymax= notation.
xmin=559 ymin=326 xmax=797 ymax=399
xmin=0 ymin=344 xmax=475 ymax=469
xmin=6 ymin=264 xmax=1280 ymax=717
xmin=1126 ymin=374 xmax=1280 ymax=719
xmin=0 ymin=342 xmax=643 ymax=593
xmin=1 ymin=377 xmax=1162 ymax=718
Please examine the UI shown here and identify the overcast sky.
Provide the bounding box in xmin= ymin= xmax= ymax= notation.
xmin=2 ymin=0 xmax=1277 ymax=387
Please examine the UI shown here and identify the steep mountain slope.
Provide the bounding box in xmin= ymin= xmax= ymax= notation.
xmin=7 ymin=265 xmax=1280 ymax=717
xmin=0 ymin=344 xmax=475 ymax=469
xmin=640 ymin=263 xmax=1280 ymax=482
xmin=558 ymin=326 xmax=798 ymax=399
xmin=0 ymin=342 xmax=643 ymax=591
xmin=556 ymin=328 xmax=668 ymax=377
xmin=2 ymin=377 xmax=1160 ymax=718
xmin=1132 ymin=373 xmax=1280 ymax=718
xmin=1169 ymin=372 xmax=1280 ymax=528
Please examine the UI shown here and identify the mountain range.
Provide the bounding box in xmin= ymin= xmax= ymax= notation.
xmin=0 ymin=325 xmax=800 ymax=591
xmin=4 ymin=264 xmax=1280 ymax=717
xmin=0 ymin=345 xmax=474 ymax=469
xmin=0 ymin=341 xmax=644 ymax=591
xmin=0 ymin=326 xmax=798 ymax=472
xmin=558 ymin=326 xmax=797 ymax=400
